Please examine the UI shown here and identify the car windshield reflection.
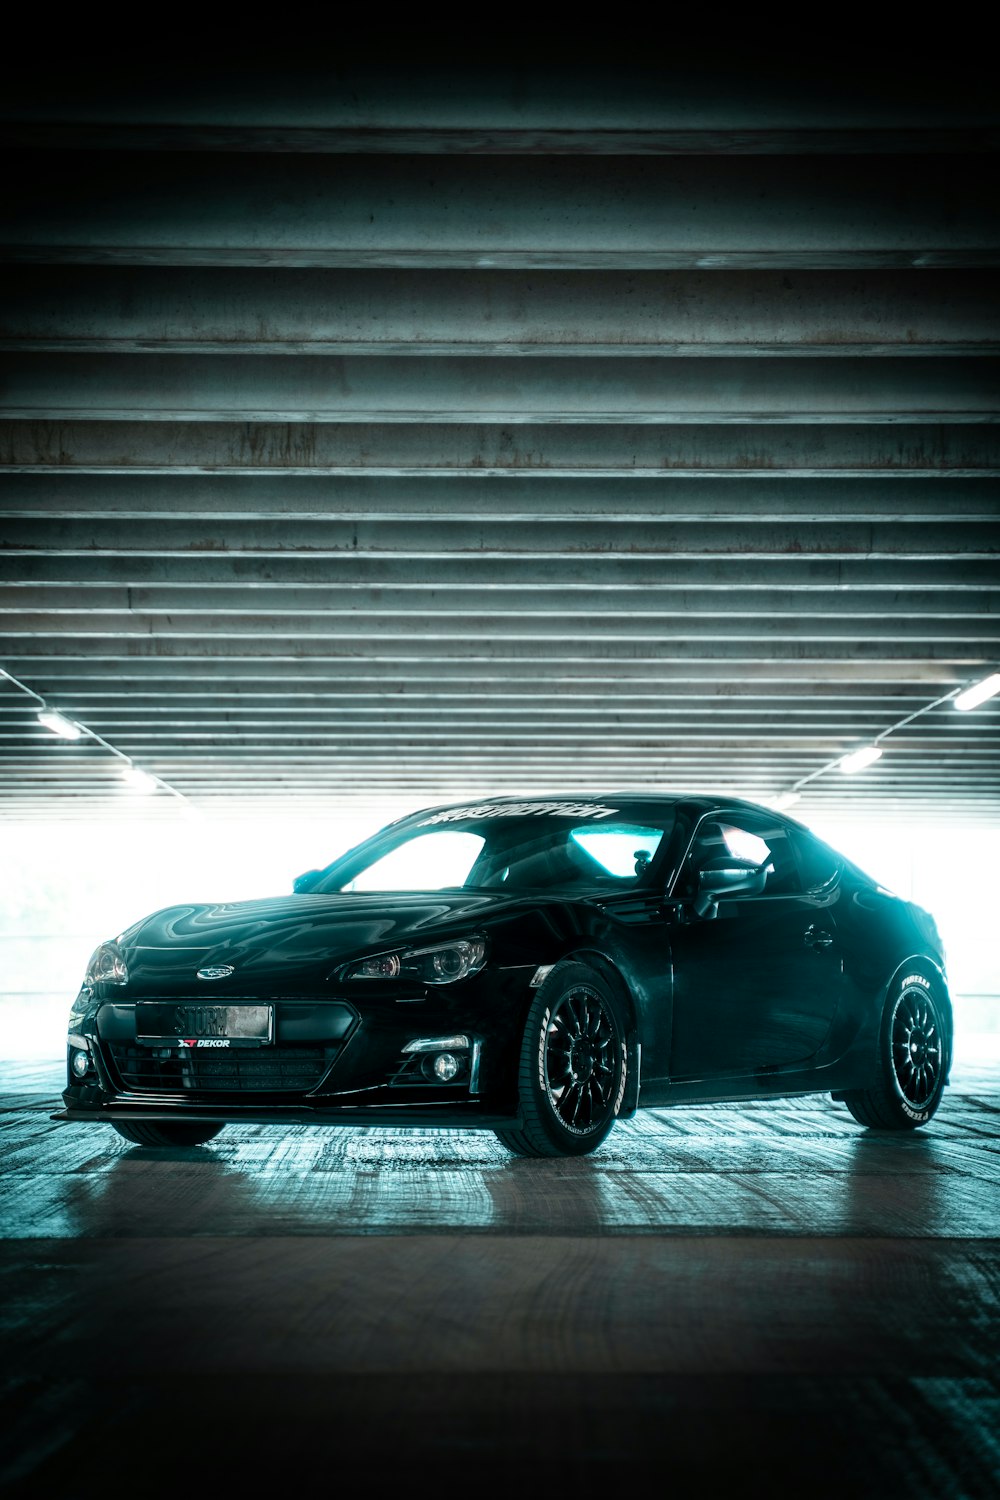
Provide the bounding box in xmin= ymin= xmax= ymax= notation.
xmin=322 ymin=816 xmax=670 ymax=894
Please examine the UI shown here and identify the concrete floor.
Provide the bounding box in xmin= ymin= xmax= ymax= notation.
xmin=2 ymin=1058 xmax=998 ymax=1497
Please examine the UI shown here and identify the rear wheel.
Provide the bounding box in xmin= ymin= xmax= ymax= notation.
xmin=494 ymin=962 xmax=627 ymax=1158
xmin=843 ymin=973 xmax=948 ymax=1130
xmin=111 ymin=1120 xmax=225 ymax=1147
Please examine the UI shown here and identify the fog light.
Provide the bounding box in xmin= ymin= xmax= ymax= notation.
xmin=431 ymin=1052 xmax=459 ymax=1083
xmin=397 ymin=1035 xmax=476 ymax=1089
xmin=71 ymin=1048 xmax=90 ymax=1078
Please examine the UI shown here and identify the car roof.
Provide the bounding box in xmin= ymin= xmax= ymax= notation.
xmin=397 ymin=791 xmax=788 ymax=820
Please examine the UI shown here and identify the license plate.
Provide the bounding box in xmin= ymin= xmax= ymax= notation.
xmin=135 ymin=1003 xmax=273 ymax=1048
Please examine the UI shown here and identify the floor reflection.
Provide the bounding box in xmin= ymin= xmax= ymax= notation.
xmin=58 ymin=1139 xmax=261 ymax=1238
xmin=840 ymin=1129 xmax=949 ymax=1237
xmin=482 ymin=1152 xmax=614 ymax=1233
xmin=42 ymin=1110 xmax=989 ymax=1242
xmin=2 ymin=1052 xmax=998 ymax=1241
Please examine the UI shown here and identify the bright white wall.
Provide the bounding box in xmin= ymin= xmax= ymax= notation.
xmin=1 ymin=809 xmax=997 ymax=1059
xmin=805 ymin=818 xmax=1000 ymax=1003
xmin=0 ymin=813 xmax=387 ymax=1058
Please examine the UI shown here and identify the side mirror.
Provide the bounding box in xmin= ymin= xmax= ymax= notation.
xmin=293 ymin=869 xmax=322 ymax=894
xmin=691 ymin=857 xmax=768 ymax=919
xmin=692 ymin=889 xmax=720 ymax=921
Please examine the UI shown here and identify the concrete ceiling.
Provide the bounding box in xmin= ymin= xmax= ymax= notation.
xmin=1 ymin=63 xmax=998 ymax=823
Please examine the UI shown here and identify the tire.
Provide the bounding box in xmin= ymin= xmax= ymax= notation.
xmin=842 ymin=971 xmax=949 ymax=1131
xmin=494 ymin=962 xmax=628 ymax=1157
xmin=111 ymin=1120 xmax=225 ymax=1148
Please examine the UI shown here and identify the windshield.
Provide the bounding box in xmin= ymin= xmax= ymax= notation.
xmin=316 ymin=804 xmax=674 ymax=894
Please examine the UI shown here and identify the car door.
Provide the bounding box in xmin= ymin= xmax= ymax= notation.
xmin=666 ymin=809 xmax=845 ymax=1080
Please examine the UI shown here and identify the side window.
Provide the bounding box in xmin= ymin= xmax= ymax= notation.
xmin=680 ymin=814 xmax=802 ymax=898
xmin=788 ymin=828 xmax=840 ymax=892
xmin=570 ymin=824 xmax=664 ymax=879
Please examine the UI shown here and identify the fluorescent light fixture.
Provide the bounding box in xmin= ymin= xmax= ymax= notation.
xmin=772 ymin=792 xmax=801 ymax=811
xmin=121 ymin=764 xmax=158 ymax=794
xmin=839 ymin=745 xmax=883 ymax=775
xmin=37 ymin=709 xmax=83 ymax=740
xmin=953 ymin=673 xmax=1000 ymax=712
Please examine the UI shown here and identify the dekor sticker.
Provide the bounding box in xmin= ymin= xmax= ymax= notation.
xmin=419 ymin=802 xmax=620 ymax=825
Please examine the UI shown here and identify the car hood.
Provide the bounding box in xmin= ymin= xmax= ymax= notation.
xmin=118 ymin=890 xmax=527 ymax=989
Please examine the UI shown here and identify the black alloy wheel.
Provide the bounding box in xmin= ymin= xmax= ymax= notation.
xmin=843 ymin=973 xmax=949 ymax=1130
xmin=111 ymin=1121 xmax=226 ymax=1148
xmin=890 ymin=983 xmax=945 ymax=1111
xmin=495 ymin=961 xmax=627 ymax=1157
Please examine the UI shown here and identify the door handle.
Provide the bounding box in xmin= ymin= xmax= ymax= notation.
xmin=804 ymin=924 xmax=834 ymax=951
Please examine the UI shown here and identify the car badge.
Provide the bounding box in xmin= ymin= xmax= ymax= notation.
xmin=196 ymin=965 xmax=235 ymax=981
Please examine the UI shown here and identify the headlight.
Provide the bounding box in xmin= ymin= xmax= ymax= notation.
xmin=340 ymin=938 xmax=487 ymax=985
xmin=83 ymin=939 xmax=129 ymax=990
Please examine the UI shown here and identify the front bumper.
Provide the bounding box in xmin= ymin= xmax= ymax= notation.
xmin=60 ymin=971 xmax=530 ymax=1124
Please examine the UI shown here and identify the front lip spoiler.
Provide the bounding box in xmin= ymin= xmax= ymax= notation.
xmin=52 ymin=1103 xmax=520 ymax=1129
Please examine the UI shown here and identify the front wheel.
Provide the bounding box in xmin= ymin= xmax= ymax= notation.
xmin=111 ymin=1120 xmax=225 ymax=1148
xmin=494 ymin=962 xmax=628 ymax=1157
xmin=842 ymin=973 xmax=949 ymax=1131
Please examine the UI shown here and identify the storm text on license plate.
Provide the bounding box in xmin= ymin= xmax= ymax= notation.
xmin=135 ymin=1003 xmax=274 ymax=1047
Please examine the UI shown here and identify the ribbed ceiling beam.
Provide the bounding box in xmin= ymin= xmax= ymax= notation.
xmin=2 ymin=675 xmax=964 ymax=698
xmin=4 ymin=268 xmax=999 ymax=356
xmin=3 ymin=70 xmax=997 ymax=823
xmin=9 ymin=730 xmax=994 ymax=749
xmin=0 ymin=657 xmax=973 ymax=683
xmin=5 ymin=355 xmax=999 ymax=422
xmin=4 ymin=474 xmax=997 ymax=520
xmin=3 ymin=587 xmax=995 ymax=619
xmin=7 ymin=721 xmax=994 ymax=742
xmin=4 ymin=420 xmax=996 ymax=473
xmin=0 ymin=554 xmax=991 ymax=590
xmin=3 ymin=690 xmax=995 ymax=720
xmin=4 ymin=65 xmax=997 ymax=156
xmin=3 ymin=613 xmax=996 ymax=645
xmin=7 ymin=685 xmax=996 ymax=709
xmin=13 ymin=127 xmax=997 ymax=156
xmin=2 ymin=517 xmax=995 ymax=555
xmin=5 ymin=154 xmax=1000 ymax=270
xmin=10 ymin=769 xmax=981 ymax=784
xmin=1 ymin=635 xmax=992 ymax=662
xmin=7 ymin=732 xmax=997 ymax=751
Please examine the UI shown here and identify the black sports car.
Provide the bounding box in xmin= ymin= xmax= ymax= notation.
xmin=56 ymin=794 xmax=952 ymax=1156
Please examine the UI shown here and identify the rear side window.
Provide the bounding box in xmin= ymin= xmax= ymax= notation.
xmin=788 ymin=828 xmax=841 ymax=892
xmin=718 ymin=824 xmax=771 ymax=868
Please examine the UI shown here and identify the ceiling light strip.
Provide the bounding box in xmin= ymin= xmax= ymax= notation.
xmin=777 ymin=670 xmax=999 ymax=804
xmin=1 ymin=665 xmax=196 ymax=812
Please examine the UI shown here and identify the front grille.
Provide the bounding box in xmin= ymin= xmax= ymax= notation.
xmin=107 ymin=1043 xmax=335 ymax=1094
